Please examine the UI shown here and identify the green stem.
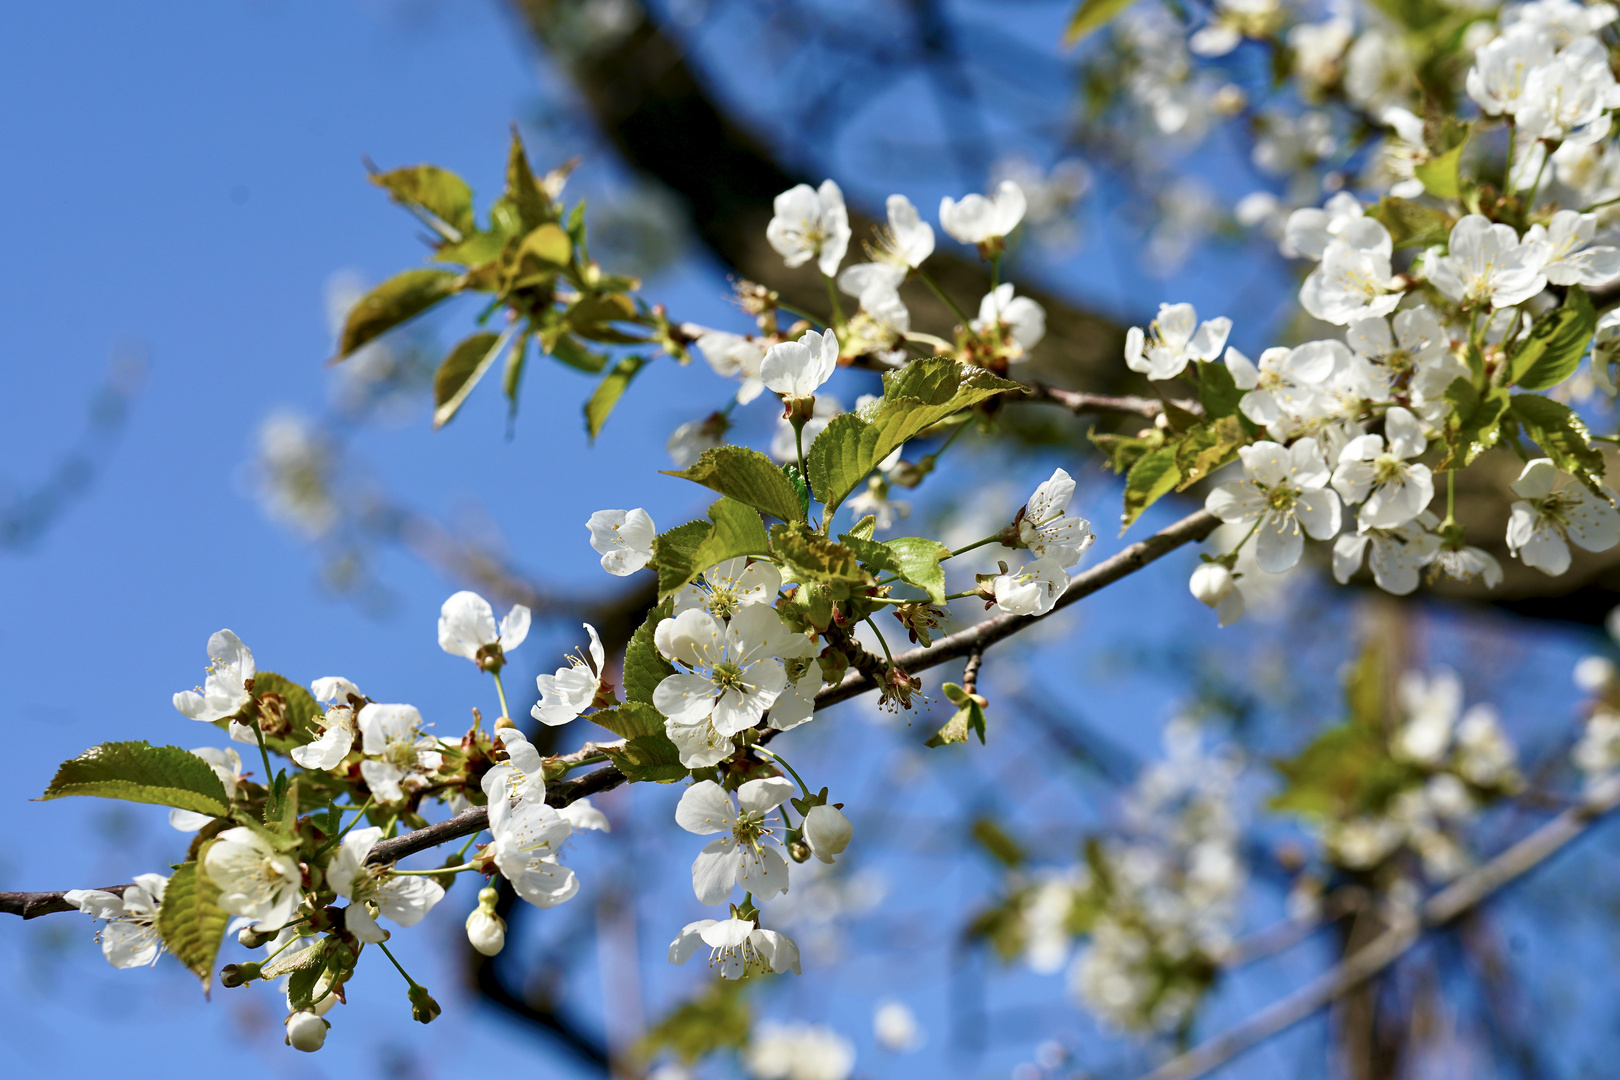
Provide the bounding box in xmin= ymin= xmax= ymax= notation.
xmin=561 ymin=753 xmax=608 ymax=772
xmin=250 ymin=719 xmax=274 ymax=787
xmin=794 ymin=420 xmax=811 ymax=499
xmin=492 ymin=670 xmax=511 ymax=721
xmin=1581 ymin=193 xmax=1620 ymax=214
xmin=949 ymin=533 xmax=1004 ymax=559
xmin=777 ymin=301 xmax=827 ymax=329
xmin=375 ymin=941 xmax=421 ymax=989
xmin=991 ymin=253 xmax=1002 ymax=293
xmin=864 ymin=617 xmax=897 ymax=667
xmin=454 ymin=831 xmax=482 ymax=861
xmin=316 ymin=797 xmax=375 ymax=856
xmin=751 ymin=746 xmax=813 ymax=797
xmin=823 ymin=274 xmax=846 ymax=328
xmin=943 ymin=590 xmax=980 ymax=601
xmin=1526 ymin=144 xmax=1551 ymax=208
xmin=395 ymin=862 xmax=478 ymax=876
xmin=260 ymin=925 xmax=309 ymax=965
xmin=916 ymin=269 xmax=972 ymax=326
xmin=1444 ymin=470 xmax=1457 ymax=529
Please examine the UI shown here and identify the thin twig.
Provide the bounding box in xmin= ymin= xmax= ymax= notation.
xmin=1022 ymin=382 xmax=1201 ymax=421
xmin=1132 ymin=773 xmax=1620 ymax=1080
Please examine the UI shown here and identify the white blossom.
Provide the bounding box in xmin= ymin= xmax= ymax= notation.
xmin=1017 ymin=468 xmax=1095 ymax=567
xmin=65 ymin=873 xmax=169 ymax=968
xmin=676 ymin=558 xmax=783 ymax=620
xmin=1468 ymin=29 xmax=1557 ymax=115
xmin=762 ymin=328 xmax=840 ymax=399
xmin=170 ymin=747 xmax=242 ymax=831
xmin=1345 ymin=305 xmax=1461 ymax=408
xmin=587 ymin=508 xmax=657 ymax=576
xmin=533 ymin=623 xmax=606 ymax=727
xmin=1344 ymin=29 xmax=1415 ymax=113
xmin=1284 ymin=192 xmax=1365 ymax=260
xmin=972 ymin=283 xmax=1046 ymax=355
xmin=1574 ymin=707 xmax=1620 ymax=787
xmin=1188 ymin=562 xmax=1245 ymax=627
xmin=1427 ymin=214 xmax=1549 ymax=308
xmin=1455 ymin=704 xmax=1521 ymax=787
xmin=1205 ymin=439 xmax=1341 ymax=573
xmin=357 ymin=703 xmax=442 ymax=804
xmin=676 ymin=777 xmax=795 ymax=904
xmin=1331 ymin=407 xmax=1435 ymax=527
xmin=767 ymin=180 xmax=850 ymax=277
xmin=1506 ymin=457 xmax=1620 ymax=574
xmin=487 ymin=788 xmax=578 ymax=908
xmin=204 ymin=827 xmax=303 ymax=932
xmin=803 ymin=804 xmax=853 ymax=864
xmin=1517 ymin=36 xmax=1620 ymax=145
xmin=1124 ymin=302 xmax=1232 ymax=380
xmin=1525 ymin=209 xmax=1620 ymax=286
xmin=668 ymin=414 xmax=729 ymax=468
xmin=1225 ymin=341 xmax=1341 ymax=426
xmin=291 ymin=677 xmax=362 ymax=771
xmin=846 ymin=476 xmax=909 ymax=532
xmin=696 ymin=332 xmax=767 ymax=405
xmin=873 ymin=1000 xmax=922 ymax=1052
xmin=438 ymin=590 xmax=529 ymax=667
xmin=327 ymin=826 xmax=445 ymax=943
xmin=745 ymin=1020 xmax=853 ymax=1080
xmin=939 ymin=180 xmax=1027 ymax=245
xmin=559 ymin=797 xmax=612 ymax=832
xmin=482 ymin=728 xmax=548 ymax=808
xmin=466 ymin=887 xmax=506 ymax=957
xmin=837 ymin=194 xmax=934 ymax=297
xmin=1394 ymin=668 xmax=1463 ymax=765
xmin=1301 ymin=218 xmax=1404 ymax=325
xmin=1502 ymin=1 xmax=1619 ymax=47
xmin=669 ymin=918 xmax=802 ymax=980
xmin=173 ymin=629 xmax=255 ymax=724
xmin=990 ymin=557 xmax=1069 ymax=616
xmin=655 ymin=606 xmax=805 ymax=766
xmin=1333 ymin=513 xmax=1441 ymax=595
xmin=1429 ymin=540 xmax=1505 ymax=588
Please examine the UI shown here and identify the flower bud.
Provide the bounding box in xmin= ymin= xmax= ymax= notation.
xmin=466 ymin=890 xmax=506 ymax=957
xmin=494 ymin=715 xmax=517 ymax=731
xmin=285 ymin=1011 xmax=328 ymax=1052
xmin=408 ymin=983 xmax=442 ymax=1024
xmin=789 ymin=838 xmax=812 ymax=863
xmin=803 ymin=804 xmax=853 ymax=863
xmin=237 ymin=926 xmax=275 ymax=949
xmin=220 ymin=961 xmax=262 ymax=988
xmin=1188 ymin=563 xmax=1234 ymax=608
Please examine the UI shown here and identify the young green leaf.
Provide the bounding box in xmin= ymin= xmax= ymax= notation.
xmin=589 ymin=700 xmax=667 ymax=740
xmin=1062 ymin=0 xmax=1141 ymax=46
xmin=336 ymin=268 xmax=460 ymax=358
xmin=653 ymin=499 xmax=771 ymax=601
xmin=1508 ymin=286 xmax=1596 ymax=391
xmin=881 ymin=536 xmax=952 ymax=604
xmin=549 ymin=333 xmax=611 ymax=374
xmin=664 ymin=445 xmax=808 ymax=524
xmin=503 ymin=130 xmax=552 ymax=231
xmin=368 ymin=164 xmax=475 ymax=238
xmin=585 ymin=355 xmax=648 ymax=440
xmin=769 ymin=522 xmax=875 ymax=598
xmin=621 ymin=598 xmax=676 ymax=705
xmin=1413 ymin=134 xmax=1468 ymax=201
xmin=1196 ymin=360 xmax=1244 ymax=419
xmin=1509 ymin=393 xmax=1607 ymax=494
xmin=1369 ymin=196 xmax=1454 ymax=249
xmin=40 ymin=741 xmax=231 ymax=816
xmin=926 ymin=683 xmax=988 ymax=746
xmin=432 ymin=331 xmax=507 ymax=429
xmin=1120 ymin=443 xmax=1181 ymax=530
xmin=1174 ymin=415 xmax=1248 ymax=491
xmin=600 ymin=732 xmax=689 ymax=783
xmin=838 ymin=532 xmax=903 ymax=576
xmin=157 ymin=855 xmax=229 ymax=992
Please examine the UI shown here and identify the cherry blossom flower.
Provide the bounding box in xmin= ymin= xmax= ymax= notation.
xmin=1331 ymin=407 xmax=1435 ymax=528
xmin=587 ymin=508 xmax=657 ymax=576
xmin=766 ymin=180 xmax=850 ymax=277
xmin=696 ymin=332 xmax=766 ymax=404
xmin=1427 ymin=215 xmax=1549 ymax=308
xmin=1300 ymin=218 xmax=1404 ymax=324
xmin=1124 ymin=302 xmax=1232 ymax=380
xmin=1503 ymin=1 xmax=1619 ymax=45
xmin=1394 ymin=668 xmax=1463 ymax=765
xmin=847 ymin=476 xmax=909 ymax=532
xmin=971 ymin=284 xmax=1046 ymax=355
xmin=762 ymin=328 xmax=840 ymax=400
xmin=1455 ymin=705 xmax=1521 ymax=788
xmin=170 ymin=747 xmax=242 ymax=831
xmin=357 ymin=703 xmax=442 ymax=804
xmin=290 ymin=677 xmax=362 ymax=771
xmin=1206 ymin=439 xmax=1342 ymax=573
xmin=746 ymin=1021 xmax=853 ymax=1078
xmin=1188 ymin=562 xmax=1245 ymax=627
xmin=173 ymin=629 xmax=255 ymax=724
xmin=327 ymin=827 xmax=445 ymax=943
xmin=668 ymin=918 xmax=802 ymax=979
xmin=1285 ymin=193 xmax=1366 ymax=260
xmin=559 ymin=798 xmax=612 ymax=832
xmin=1524 ymin=209 xmax=1620 ymax=285
xmin=676 ymin=777 xmax=795 ymax=904
xmin=837 ymin=194 xmax=935 ymax=299
xmin=1506 ymin=457 xmax=1620 ymax=574
xmin=1467 ymin=29 xmax=1557 ymax=116
xmin=1345 ymin=305 xmax=1460 ymax=407
xmin=205 ymin=827 xmax=303 ymax=932
xmin=1224 ymin=341 xmax=1342 ymax=426
xmin=487 ymin=790 xmax=578 ymax=909
xmin=1428 ymin=537 xmax=1505 ymax=588
xmin=676 ymin=558 xmax=783 ymax=620
xmin=803 ymin=804 xmax=853 ymax=864
xmin=65 ymin=873 xmax=168 ymax=968
xmin=533 ymin=623 xmax=606 ymax=727
xmin=481 ymin=727 xmax=548 ymax=807
xmin=873 ymin=1001 xmax=923 ymax=1053
xmin=765 ymin=638 xmax=825 ymax=732
xmin=990 ymin=557 xmax=1069 ymax=616
xmin=1333 ymin=513 xmax=1442 ymax=595
xmin=1517 ymin=36 xmax=1620 ymax=145
xmin=285 ymin=1011 xmax=327 ymax=1052
xmin=654 ymin=605 xmax=797 ymax=739
xmin=1016 ymin=468 xmax=1095 ymax=567
xmin=437 ymin=590 xmax=530 ymax=669
xmin=939 ymin=180 xmax=1027 ymax=246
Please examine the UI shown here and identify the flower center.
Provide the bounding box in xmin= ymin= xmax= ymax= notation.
xmin=711 ymin=661 xmax=749 ymax=694
xmin=1264 ymin=483 xmax=1299 ymax=513
xmin=1373 ymin=454 xmax=1405 ymax=484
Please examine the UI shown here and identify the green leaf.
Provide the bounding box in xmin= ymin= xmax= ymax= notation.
xmin=503 ymin=329 xmax=530 ymax=412
xmin=40 ymin=741 xmax=230 ymax=816
xmin=782 ymin=463 xmax=811 ymax=520
xmin=806 ymin=359 xmax=1021 ymax=514
xmin=432 ymin=331 xmax=507 ymax=429
xmin=549 ymin=333 xmax=610 ymax=374
xmin=838 ymin=532 xmax=902 ymax=576
xmin=503 ymin=130 xmax=552 ymax=231
xmin=369 ymin=164 xmax=475 ymax=238
xmin=653 ymin=499 xmax=772 ymax=601
xmin=585 ymin=355 xmax=647 ymax=440
xmin=1441 ymin=378 xmax=1508 ymax=469
xmin=927 ymin=683 xmax=988 ymax=746
xmin=1413 ymin=135 xmax=1468 ymax=200
xmin=969 ymin=817 xmax=1023 ymax=866
xmin=1197 ymin=361 xmax=1244 ymax=419
xmin=1369 ymin=197 xmax=1454 ymax=249
xmin=845 ymin=515 xmax=877 ymax=542
xmin=600 ymin=732 xmax=689 ymax=783
xmin=1088 ymin=428 xmax=1163 ymax=475
xmin=769 ymin=522 xmax=874 ymax=598
xmin=157 ymin=855 xmax=228 ymax=991
xmin=1509 ymin=393 xmax=1607 ymax=495
xmin=1174 ymin=415 xmax=1248 ymax=491
xmin=1062 ymin=0 xmax=1140 ymax=45
xmin=881 ymin=536 xmax=952 ymax=605
xmin=589 ymin=700 xmax=666 ymax=740
xmin=336 ymin=268 xmax=460 ymax=358
xmin=509 ymin=223 xmax=572 ymax=285
xmin=1121 ymin=443 xmax=1181 ymax=531
xmin=251 ymin=671 xmax=323 ymax=752
xmin=622 ymin=598 xmax=676 ymax=705
xmin=1509 ymin=286 xmax=1596 ymax=391
xmin=284 ymin=939 xmax=336 ymax=1010
xmin=664 ymin=445 xmax=808 ymax=524
xmin=1270 ymin=721 xmax=1425 ymax=820
xmin=639 ymin=979 xmax=752 ymax=1064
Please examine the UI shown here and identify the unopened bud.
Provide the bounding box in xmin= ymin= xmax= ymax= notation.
xmin=494 ymin=715 xmax=517 ymax=731
xmin=237 ymin=926 xmax=274 ymax=949
xmin=789 ymin=839 xmax=812 ymax=863
xmin=1188 ymin=563 xmax=1235 ymax=608
xmin=220 ymin=961 xmax=262 ymax=988
xmin=285 ymin=1011 xmax=328 ymax=1052
xmin=803 ymin=804 xmax=854 ymax=863
xmin=408 ymin=983 xmax=442 ymax=1024
xmin=466 ymin=906 xmax=506 ymax=957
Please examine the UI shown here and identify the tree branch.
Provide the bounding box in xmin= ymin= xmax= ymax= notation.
xmin=1133 ymin=772 xmax=1620 ymax=1080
